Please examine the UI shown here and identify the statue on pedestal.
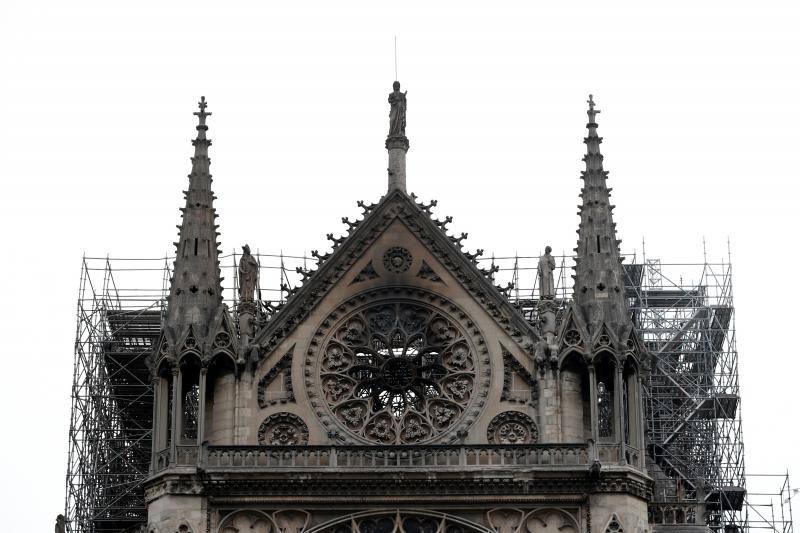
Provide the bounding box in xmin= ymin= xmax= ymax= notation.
xmin=238 ymin=244 xmax=259 ymax=303
xmin=388 ymin=81 xmax=407 ymax=137
xmin=538 ymin=246 xmax=556 ymax=299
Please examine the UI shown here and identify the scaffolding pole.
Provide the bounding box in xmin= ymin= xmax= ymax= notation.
xmin=65 ymin=251 xmax=779 ymax=533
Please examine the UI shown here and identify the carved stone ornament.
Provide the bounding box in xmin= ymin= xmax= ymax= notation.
xmin=604 ymin=515 xmax=624 ymax=533
xmin=383 ymin=246 xmax=412 ymax=273
xmin=257 ymin=412 xmax=309 ymax=446
xmin=257 ymin=346 xmax=295 ymax=408
xmin=487 ymin=411 xmax=539 ymax=444
xmin=416 ymin=260 xmax=443 ymax=283
xmin=564 ymin=329 xmax=582 ymax=347
xmin=316 ymin=510 xmax=486 ymax=533
xmin=220 ymin=510 xmax=310 ymax=533
xmin=526 ymin=509 xmax=579 ymax=533
xmin=310 ymin=293 xmax=488 ymax=444
xmin=351 ymin=261 xmax=380 ymax=284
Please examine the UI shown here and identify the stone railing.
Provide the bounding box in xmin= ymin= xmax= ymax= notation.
xmin=152 ymin=445 xmax=199 ymax=472
xmin=154 ymin=448 xmax=170 ymax=471
xmin=624 ymin=444 xmax=642 ymax=468
xmin=596 ymin=443 xmax=621 ymax=463
xmin=648 ymin=503 xmax=700 ymax=525
xmin=175 ymin=445 xmax=198 ymax=466
xmin=202 ymin=444 xmax=590 ymax=470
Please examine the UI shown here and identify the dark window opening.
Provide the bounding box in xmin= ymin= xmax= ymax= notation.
xmin=598 ymin=381 xmax=613 ymax=437
xmin=183 ymin=384 xmax=199 ymax=440
xmin=194 ymin=238 xmax=198 ymax=255
xmin=596 ymin=235 xmax=601 ymax=253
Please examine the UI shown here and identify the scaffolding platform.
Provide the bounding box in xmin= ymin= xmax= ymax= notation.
xmin=63 ymin=251 xmax=787 ymax=533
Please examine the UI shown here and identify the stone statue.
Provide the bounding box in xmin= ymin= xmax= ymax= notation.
xmin=538 ymin=246 xmax=556 ymax=299
xmin=238 ymin=244 xmax=259 ymax=302
xmin=55 ymin=515 xmax=66 ymax=533
xmin=388 ymin=81 xmax=407 ymax=137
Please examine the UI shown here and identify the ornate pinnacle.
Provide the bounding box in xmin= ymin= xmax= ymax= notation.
xmin=193 ymin=96 xmax=212 ymax=137
xmin=587 ymin=94 xmax=600 ymax=125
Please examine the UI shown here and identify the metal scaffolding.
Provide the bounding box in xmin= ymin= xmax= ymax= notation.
xmin=65 ymin=251 xmax=790 ymax=533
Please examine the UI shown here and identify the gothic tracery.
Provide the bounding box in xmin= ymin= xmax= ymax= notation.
xmin=314 ymin=299 xmax=484 ymax=444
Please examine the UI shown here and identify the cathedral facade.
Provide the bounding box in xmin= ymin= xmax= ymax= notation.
xmin=144 ymin=85 xmax=651 ymax=533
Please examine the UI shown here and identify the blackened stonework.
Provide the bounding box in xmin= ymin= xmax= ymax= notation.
xmin=139 ymin=87 xmax=653 ymax=533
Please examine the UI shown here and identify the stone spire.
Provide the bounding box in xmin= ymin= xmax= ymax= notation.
xmin=164 ymin=96 xmax=224 ymax=347
xmin=572 ymin=95 xmax=630 ymax=337
xmin=386 ymin=80 xmax=409 ymax=192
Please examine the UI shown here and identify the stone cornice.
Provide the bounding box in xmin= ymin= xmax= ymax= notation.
xmin=253 ymin=190 xmax=540 ymax=363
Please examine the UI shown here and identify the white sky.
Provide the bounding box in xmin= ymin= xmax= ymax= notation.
xmin=1 ymin=1 xmax=798 ymax=529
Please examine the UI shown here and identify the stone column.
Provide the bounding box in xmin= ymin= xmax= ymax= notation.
xmin=635 ymin=373 xmax=646 ymax=469
xmin=158 ymin=376 xmax=170 ymax=450
xmin=238 ymin=301 xmax=256 ymax=347
xmin=387 ymin=137 xmax=408 ymax=192
xmin=588 ymin=365 xmax=599 ymax=443
xmin=150 ymin=377 xmax=160 ymax=472
xmin=615 ymin=366 xmax=625 ymax=464
xmin=539 ymin=365 xmax=560 ymax=443
xmin=170 ymin=368 xmax=180 ymax=462
xmin=197 ymin=367 xmax=208 ymax=462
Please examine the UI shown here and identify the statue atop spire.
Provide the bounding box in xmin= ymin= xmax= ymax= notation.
xmin=388 ymin=81 xmax=407 ymax=138
xmin=386 ymin=81 xmax=409 ymax=192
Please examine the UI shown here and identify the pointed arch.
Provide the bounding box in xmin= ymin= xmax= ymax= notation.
xmin=307 ymin=509 xmax=492 ymax=533
xmin=560 ymin=350 xmax=590 ymax=442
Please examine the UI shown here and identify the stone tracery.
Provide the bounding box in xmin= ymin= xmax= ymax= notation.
xmin=257 ymin=413 xmax=309 ymax=446
xmin=487 ymin=412 xmax=539 ymax=445
xmin=315 ymin=299 xmax=483 ymax=444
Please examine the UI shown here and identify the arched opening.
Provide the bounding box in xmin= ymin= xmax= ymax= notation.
xmin=593 ymin=353 xmax=617 ymax=442
xmin=179 ymin=355 xmax=202 ymax=444
xmin=623 ymin=355 xmax=642 ymax=452
xmin=560 ymin=351 xmax=590 ymax=442
xmin=307 ymin=509 xmax=491 ymax=533
xmin=154 ymin=361 xmax=174 ymax=459
xmin=206 ymin=353 xmax=237 ymax=445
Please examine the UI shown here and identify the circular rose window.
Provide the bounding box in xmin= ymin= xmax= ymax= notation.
xmin=314 ymin=299 xmax=483 ymax=444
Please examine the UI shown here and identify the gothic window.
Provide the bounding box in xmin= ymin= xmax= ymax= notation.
xmin=180 ymin=357 xmax=201 ymax=443
xmin=310 ymin=297 xmax=488 ymax=444
xmin=314 ymin=511 xmax=487 ymax=533
xmin=597 ymin=380 xmax=613 ymax=438
xmin=183 ymin=384 xmax=199 ymax=440
xmin=594 ymin=356 xmax=616 ymax=440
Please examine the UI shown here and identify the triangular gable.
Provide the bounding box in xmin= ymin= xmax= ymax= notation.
xmin=592 ymin=322 xmax=620 ymax=352
xmin=253 ymin=189 xmax=540 ymax=359
xmin=556 ymin=303 xmax=591 ymax=352
xmin=149 ymin=303 xmax=239 ymax=373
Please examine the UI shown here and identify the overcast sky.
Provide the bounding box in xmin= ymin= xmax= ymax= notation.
xmin=1 ymin=1 xmax=798 ymax=530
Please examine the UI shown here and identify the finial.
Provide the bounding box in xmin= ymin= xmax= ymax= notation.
xmin=587 ymin=94 xmax=600 ymax=122
xmin=194 ymin=96 xmax=212 ymax=130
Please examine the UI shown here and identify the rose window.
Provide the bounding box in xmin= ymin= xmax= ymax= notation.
xmin=317 ymin=301 xmax=479 ymax=444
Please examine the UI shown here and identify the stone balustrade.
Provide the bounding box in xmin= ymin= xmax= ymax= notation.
xmin=202 ymin=444 xmax=590 ymax=470
xmin=152 ymin=443 xmax=650 ymax=474
xmin=648 ymin=503 xmax=700 ymax=525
